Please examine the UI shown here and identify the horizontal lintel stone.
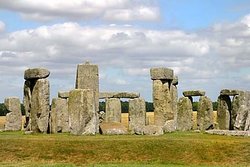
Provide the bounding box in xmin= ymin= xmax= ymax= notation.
xmin=183 ymin=90 xmax=205 ymax=97
xmin=150 ymin=68 xmax=174 ymax=80
xmin=220 ymin=89 xmax=241 ymax=96
xmin=58 ymin=91 xmax=70 ymax=99
xmin=24 ymin=68 xmax=50 ymax=80
xmin=99 ymin=92 xmax=140 ymax=99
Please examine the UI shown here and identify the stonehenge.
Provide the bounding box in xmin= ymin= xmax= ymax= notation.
xmin=1 ymin=61 xmax=249 ymax=136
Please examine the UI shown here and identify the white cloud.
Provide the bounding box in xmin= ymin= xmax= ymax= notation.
xmin=0 ymin=21 xmax=5 ymax=32
xmin=0 ymin=0 xmax=160 ymax=22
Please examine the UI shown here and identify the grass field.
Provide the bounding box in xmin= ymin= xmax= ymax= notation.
xmin=0 ymin=131 xmax=249 ymax=167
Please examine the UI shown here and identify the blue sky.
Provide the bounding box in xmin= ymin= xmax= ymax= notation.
xmin=0 ymin=0 xmax=250 ymax=102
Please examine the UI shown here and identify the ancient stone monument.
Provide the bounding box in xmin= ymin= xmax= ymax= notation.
xmin=75 ymin=61 xmax=99 ymax=133
xmin=105 ymin=98 xmax=121 ymax=123
xmin=128 ymin=98 xmax=146 ymax=134
xmin=68 ymin=89 xmax=96 ymax=135
xmin=4 ymin=97 xmax=22 ymax=131
xmin=197 ymin=96 xmax=213 ymax=131
xmin=177 ymin=97 xmax=193 ymax=131
xmin=150 ymin=68 xmax=175 ymax=127
xmin=23 ymin=68 xmax=50 ymax=133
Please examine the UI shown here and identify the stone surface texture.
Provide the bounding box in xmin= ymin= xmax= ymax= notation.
xmin=50 ymin=98 xmax=69 ymax=133
xmin=68 ymin=89 xmax=96 ymax=135
xmin=162 ymin=120 xmax=176 ymax=133
xmin=153 ymin=80 xmax=174 ymax=126
xmin=183 ymin=90 xmax=205 ymax=97
xmin=30 ymin=79 xmax=50 ymax=133
xmin=99 ymin=92 xmax=139 ymax=99
xmin=143 ymin=125 xmax=164 ymax=135
xmin=105 ymin=98 xmax=121 ymax=123
xmin=100 ymin=122 xmax=128 ymax=135
xmin=24 ymin=68 xmax=50 ymax=80
xmin=4 ymin=97 xmax=22 ymax=131
xmin=177 ymin=97 xmax=193 ymax=131
xmin=197 ymin=96 xmax=214 ymax=131
xmin=150 ymin=68 xmax=174 ymax=80
xmin=220 ymin=89 xmax=240 ymax=96
xmin=217 ymin=95 xmax=231 ymax=130
xmin=58 ymin=91 xmax=69 ymax=99
xmin=128 ymin=98 xmax=146 ymax=134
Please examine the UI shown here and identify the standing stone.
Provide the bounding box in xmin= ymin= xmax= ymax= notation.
xmin=23 ymin=80 xmax=32 ymax=129
xmin=75 ymin=62 xmax=99 ymax=130
xmin=171 ymin=83 xmax=178 ymax=130
xmin=244 ymin=111 xmax=250 ymax=131
xmin=197 ymin=96 xmax=213 ymax=131
xmin=234 ymin=92 xmax=249 ymax=130
xmin=105 ymin=98 xmax=121 ymax=123
xmin=128 ymin=98 xmax=146 ymax=134
xmin=153 ymin=80 xmax=173 ymax=126
xmin=217 ymin=95 xmax=231 ymax=130
xmin=4 ymin=97 xmax=22 ymax=131
xmin=50 ymin=98 xmax=69 ymax=133
xmin=177 ymin=97 xmax=193 ymax=131
xmin=30 ymin=79 xmax=50 ymax=133
xmin=232 ymin=94 xmax=242 ymax=130
xmin=68 ymin=89 xmax=96 ymax=135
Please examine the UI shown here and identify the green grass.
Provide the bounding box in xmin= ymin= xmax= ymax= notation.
xmin=0 ymin=131 xmax=249 ymax=167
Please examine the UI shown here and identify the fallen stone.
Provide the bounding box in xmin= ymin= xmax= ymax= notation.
xmin=183 ymin=90 xmax=205 ymax=97
xmin=58 ymin=91 xmax=69 ymax=99
xmin=163 ymin=120 xmax=176 ymax=133
xmin=128 ymin=98 xmax=146 ymax=134
xmin=220 ymin=89 xmax=241 ymax=96
xmin=217 ymin=95 xmax=231 ymax=130
xmin=150 ymin=68 xmax=174 ymax=80
xmin=143 ymin=125 xmax=164 ymax=136
xmin=24 ymin=131 xmax=34 ymax=135
xmin=197 ymin=96 xmax=214 ymax=131
xmin=99 ymin=122 xmax=128 ymax=135
xmin=4 ymin=97 xmax=22 ymax=131
xmin=68 ymin=89 xmax=97 ymax=135
xmin=99 ymin=92 xmax=140 ymax=99
xmin=177 ymin=97 xmax=193 ymax=131
xmin=24 ymin=68 xmax=50 ymax=80
xmin=105 ymin=98 xmax=121 ymax=123
xmin=205 ymin=130 xmax=250 ymax=137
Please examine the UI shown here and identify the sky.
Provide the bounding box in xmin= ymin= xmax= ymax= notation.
xmin=0 ymin=0 xmax=250 ymax=102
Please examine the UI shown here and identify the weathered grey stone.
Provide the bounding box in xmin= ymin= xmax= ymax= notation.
xmin=23 ymin=80 xmax=32 ymax=130
xmin=24 ymin=131 xmax=34 ymax=135
xmin=217 ymin=95 xmax=231 ymax=130
xmin=197 ymin=96 xmax=214 ymax=131
xmin=50 ymin=98 xmax=69 ymax=133
xmin=234 ymin=91 xmax=250 ymax=130
xmin=153 ymin=80 xmax=174 ymax=126
xmin=232 ymin=94 xmax=242 ymax=130
xmin=58 ymin=91 xmax=69 ymax=99
xmin=177 ymin=97 xmax=193 ymax=131
xmin=128 ymin=98 xmax=146 ymax=134
xmin=220 ymin=89 xmax=240 ymax=96
xmin=163 ymin=120 xmax=175 ymax=133
xmin=100 ymin=122 xmax=128 ymax=135
xmin=24 ymin=68 xmax=50 ymax=80
xmin=30 ymin=79 xmax=50 ymax=133
xmin=143 ymin=125 xmax=163 ymax=135
xmin=171 ymin=84 xmax=178 ymax=129
xmin=150 ymin=68 xmax=174 ymax=80
xmin=105 ymin=98 xmax=121 ymax=123
xmin=172 ymin=76 xmax=178 ymax=86
xmin=244 ymin=111 xmax=250 ymax=131
xmin=68 ymin=89 xmax=96 ymax=135
xmin=99 ymin=92 xmax=140 ymax=99
xmin=183 ymin=90 xmax=205 ymax=97
xmin=75 ymin=62 xmax=99 ymax=133
xmin=4 ymin=97 xmax=22 ymax=131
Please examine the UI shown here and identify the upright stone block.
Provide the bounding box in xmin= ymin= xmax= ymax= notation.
xmin=75 ymin=61 xmax=99 ymax=133
xmin=197 ymin=96 xmax=213 ymax=131
xmin=50 ymin=98 xmax=69 ymax=133
xmin=217 ymin=95 xmax=231 ymax=130
xmin=177 ymin=97 xmax=193 ymax=131
xmin=23 ymin=80 xmax=32 ymax=129
xmin=4 ymin=97 xmax=22 ymax=131
xmin=68 ymin=89 xmax=96 ymax=135
xmin=153 ymin=80 xmax=173 ymax=126
xmin=30 ymin=79 xmax=50 ymax=133
xmin=171 ymin=84 xmax=178 ymax=129
xmin=105 ymin=98 xmax=121 ymax=123
xmin=128 ymin=98 xmax=146 ymax=134
xmin=234 ymin=92 xmax=249 ymax=130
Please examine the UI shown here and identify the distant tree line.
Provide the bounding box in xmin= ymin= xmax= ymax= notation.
xmin=0 ymin=101 xmax=218 ymax=116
